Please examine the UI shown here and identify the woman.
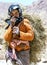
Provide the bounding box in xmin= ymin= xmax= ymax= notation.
xmin=4 ymin=4 xmax=34 ymax=65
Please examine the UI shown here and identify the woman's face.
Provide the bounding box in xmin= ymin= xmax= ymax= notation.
xmin=10 ymin=9 xmax=19 ymax=18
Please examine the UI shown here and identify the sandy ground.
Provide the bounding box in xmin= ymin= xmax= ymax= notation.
xmin=0 ymin=60 xmax=47 ymax=65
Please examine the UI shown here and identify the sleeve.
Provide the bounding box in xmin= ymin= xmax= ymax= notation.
xmin=19 ymin=19 xmax=34 ymax=41
xmin=4 ymin=26 xmax=12 ymax=43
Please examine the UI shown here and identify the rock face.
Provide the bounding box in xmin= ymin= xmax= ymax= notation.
xmin=26 ymin=0 xmax=47 ymax=13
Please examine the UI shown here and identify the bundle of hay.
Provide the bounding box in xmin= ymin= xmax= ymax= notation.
xmin=23 ymin=14 xmax=46 ymax=62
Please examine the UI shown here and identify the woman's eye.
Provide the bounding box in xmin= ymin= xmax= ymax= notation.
xmin=10 ymin=13 xmax=13 ymax=16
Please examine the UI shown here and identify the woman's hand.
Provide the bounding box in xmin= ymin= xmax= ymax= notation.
xmin=10 ymin=16 xmax=16 ymax=27
xmin=12 ymin=26 xmax=20 ymax=39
